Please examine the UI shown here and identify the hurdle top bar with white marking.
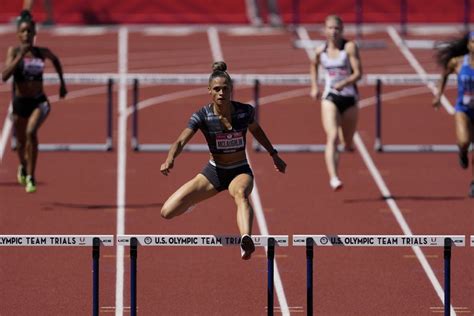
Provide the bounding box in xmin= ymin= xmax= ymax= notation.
xmin=0 ymin=235 xmax=114 ymax=246
xmin=117 ymin=235 xmax=289 ymax=247
xmin=293 ymin=235 xmax=465 ymax=247
xmin=17 ymin=73 xmax=458 ymax=86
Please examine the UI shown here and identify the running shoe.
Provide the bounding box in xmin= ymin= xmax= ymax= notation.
xmin=25 ymin=176 xmax=36 ymax=193
xmin=329 ymin=177 xmax=343 ymax=191
xmin=240 ymin=234 xmax=255 ymax=260
xmin=458 ymin=150 xmax=469 ymax=169
xmin=17 ymin=165 xmax=27 ymax=185
xmin=469 ymin=181 xmax=474 ymax=198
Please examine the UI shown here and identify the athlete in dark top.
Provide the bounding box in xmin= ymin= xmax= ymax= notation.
xmin=433 ymin=31 xmax=474 ymax=197
xmin=160 ymin=61 xmax=286 ymax=260
xmin=2 ymin=11 xmax=67 ymax=193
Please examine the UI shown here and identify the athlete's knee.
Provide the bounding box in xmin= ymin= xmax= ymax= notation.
xmin=326 ymin=134 xmax=338 ymax=146
xmin=233 ymin=187 xmax=250 ymax=203
xmin=25 ymin=128 xmax=38 ymax=142
xmin=160 ymin=206 xmax=174 ymax=219
xmin=160 ymin=200 xmax=175 ymax=219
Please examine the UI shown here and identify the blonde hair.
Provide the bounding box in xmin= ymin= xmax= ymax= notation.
xmin=325 ymin=15 xmax=343 ymax=26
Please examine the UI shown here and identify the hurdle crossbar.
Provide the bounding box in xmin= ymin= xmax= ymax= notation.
xmin=293 ymin=235 xmax=465 ymax=316
xmin=372 ymin=78 xmax=469 ymax=153
xmin=0 ymin=235 xmax=114 ymax=316
xmin=130 ymin=79 xmax=209 ymax=152
xmin=11 ymin=79 xmax=114 ymax=152
xmin=117 ymin=234 xmax=288 ymax=316
xmin=252 ymin=79 xmax=336 ymax=153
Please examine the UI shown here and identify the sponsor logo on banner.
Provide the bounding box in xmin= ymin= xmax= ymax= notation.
xmin=144 ymin=237 xmax=153 ymax=245
xmin=79 ymin=237 xmax=87 ymax=246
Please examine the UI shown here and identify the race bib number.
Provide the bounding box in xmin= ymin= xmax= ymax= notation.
xmin=462 ymin=94 xmax=474 ymax=107
xmin=327 ymin=68 xmax=348 ymax=84
xmin=23 ymin=58 xmax=44 ymax=76
xmin=216 ymin=132 xmax=244 ymax=150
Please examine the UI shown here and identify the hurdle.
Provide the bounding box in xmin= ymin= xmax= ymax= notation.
xmin=10 ymin=77 xmax=114 ymax=152
xmin=130 ymin=78 xmax=209 ymax=152
xmin=370 ymin=76 xmax=471 ymax=153
xmin=252 ymin=79 xmax=348 ymax=153
xmin=0 ymin=235 xmax=114 ymax=316
xmin=117 ymin=234 xmax=289 ymax=316
xmin=293 ymin=234 xmax=465 ymax=316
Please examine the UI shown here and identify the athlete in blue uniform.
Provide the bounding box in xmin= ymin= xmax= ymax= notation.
xmin=160 ymin=61 xmax=286 ymax=259
xmin=310 ymin=15 xmax=362 ymax=191
xmin=433 ymin=31 xmax=474 ymax=197
xmin=2 ymin=11 xmax=67 ymax=193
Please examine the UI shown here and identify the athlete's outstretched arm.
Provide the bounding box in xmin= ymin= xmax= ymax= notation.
xmin=160 ymin=127 xmax=196 ymax=176
xmin=248 ymin=122 xmax=286 ymax=173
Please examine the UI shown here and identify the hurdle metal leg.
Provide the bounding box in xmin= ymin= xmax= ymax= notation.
xmin=267 ymin=238 xmax=275 ymax=316
xmin=444 ymin=238 xmax=452 ymax=316
xmin=306 ymin=238 xmax=313 ymax=316
xmin=130 ymin=237 xmax=138 ymax=316
xmin=92 ymin=238 xmax=101 ymax=316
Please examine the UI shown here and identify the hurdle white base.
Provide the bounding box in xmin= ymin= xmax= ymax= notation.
xmin=12 ymin=143 xmax=112 ymax=152
xmin=376 ymin=144 xmax=463 ymax=153
xmin=134 ymin=143 xmax=209 ymax=152
xmin=11 ymin=137 xmax=113 ymax=152
xmin=39 ymin=144 xmax=113 ymax=151
xmin=253 ymin=143 xmax=346 ymax=153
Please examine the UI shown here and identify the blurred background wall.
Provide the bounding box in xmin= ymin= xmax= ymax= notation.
xmin=0 ymin=0 xmax=472 ymax=25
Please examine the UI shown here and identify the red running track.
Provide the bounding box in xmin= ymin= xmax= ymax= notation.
xmin=0 ymin=26 xmax=472 ymax=315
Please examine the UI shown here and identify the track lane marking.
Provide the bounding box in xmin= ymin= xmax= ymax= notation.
xmin=115 ymin=26 xmax=128 ymax=316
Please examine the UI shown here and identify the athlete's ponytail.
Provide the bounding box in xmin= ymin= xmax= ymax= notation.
xmin=434 ymin=32 xmax=470 ymax=67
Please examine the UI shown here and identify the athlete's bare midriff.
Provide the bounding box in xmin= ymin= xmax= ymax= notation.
xmin=210 ymin=151 xmax=247 ymax=165
xmin=15 ymin=81 xmax=43 ymax=97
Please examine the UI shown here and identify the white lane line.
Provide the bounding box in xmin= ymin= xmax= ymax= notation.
xmin=296 ymin=26 xmax=315 ymax=61
xmin=300 ymin=27 xmax=456 ymax=315
xmin=115 ymin=26 xmax=128 ymax=316
xmin=0 ymin=104 xmax=12 ymax=162
xmin=207 ymin=27 xmax=224 ymax=62
xmin=353 ymin=133 xmax=456 ymax=316
xmin=387 ymin=26 xmax=455 ymax=115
